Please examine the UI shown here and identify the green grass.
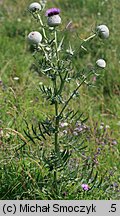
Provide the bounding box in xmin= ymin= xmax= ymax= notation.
xmin=0 ymin=0 xmax=120 ymax=199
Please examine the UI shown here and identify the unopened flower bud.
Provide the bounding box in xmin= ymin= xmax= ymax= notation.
xmin=96 ymin=59 xmax=106 ymax=68
xmin=27 ymin=31 xmax=42 ymax=45
xmin=96 ymin=25 xmax=109 ymax=39
xmin=29 ymin=2 xmax=41 ymax=12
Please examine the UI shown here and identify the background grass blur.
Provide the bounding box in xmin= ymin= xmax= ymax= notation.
xmin=0 ymin=0 xmax=120 ymax=199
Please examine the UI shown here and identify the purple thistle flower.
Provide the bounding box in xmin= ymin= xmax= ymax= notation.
xmin=81 ymin=184 xmax=89 ymax=191
xmin=45 ymin=8 xmax=60 ymax=17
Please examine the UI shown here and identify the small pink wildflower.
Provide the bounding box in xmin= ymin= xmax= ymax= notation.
xmin=81 ymin=184 xmax=89 ymax=191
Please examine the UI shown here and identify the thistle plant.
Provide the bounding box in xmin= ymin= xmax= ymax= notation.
xmin=25 ymin=1 xmax=110 ymax=198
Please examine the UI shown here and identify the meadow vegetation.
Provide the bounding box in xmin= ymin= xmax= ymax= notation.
xmin=0 ymin=0 xmax=120 ymax=199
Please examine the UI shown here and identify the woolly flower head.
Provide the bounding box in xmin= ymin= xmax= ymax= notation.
xmin=45 ymin=8 xmax=61 ymax=27
xmin=27 ymin=31 xmax=42 ymax=45
xmin=96 ymin=25 xmax=109 ymax=39
xmin=96 ymin=59 xmax=106 ymax=68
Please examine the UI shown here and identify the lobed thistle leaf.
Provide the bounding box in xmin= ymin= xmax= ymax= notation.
xmin=23 ymin=129 xmax=36 ymax=144
xmin=57 ymin=36 xmax=65 ymax=52
xmin=38 ymin=123 xmax=47 ymax=140
xmin=31 ymin=124 xmax=42 ymax=141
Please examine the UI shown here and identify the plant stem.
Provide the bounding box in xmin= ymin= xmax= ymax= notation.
xmin=74 ymin=33 xmax=96 ymax=58
xmin=54 ymin=28 xmax=60 ymax=154
xmin=59 ymin=71 xmax=93 ymax=117
xmin=58 ymin=70 xmax=68 ymax=95
xmin=53 ymin=29 xmax=60 ymax=188
xmin=53 ymin=75 xmax=59 ymax=189
xmin=55 ymin=94 xmax=59 ymax=153
xmin=37 ymin=14 xmax=48 ymax=42
xmin=83 ymin=33 xmax=96 ymax=42
xmin=54 ymin=29 xmax=60 ymax=64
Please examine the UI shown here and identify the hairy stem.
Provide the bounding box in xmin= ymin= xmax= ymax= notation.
xmin=58 ymin=70 xmax=69 ymax=95
xmin=53 ymin=75 xmax=59 ymax=189
xmin=59 ymin=71 xmax=93 ymax=117
xmin=37 ymin=14 xmax=48 ymax=42
xmin=53 ymin=29 xmax=60 ymax=187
